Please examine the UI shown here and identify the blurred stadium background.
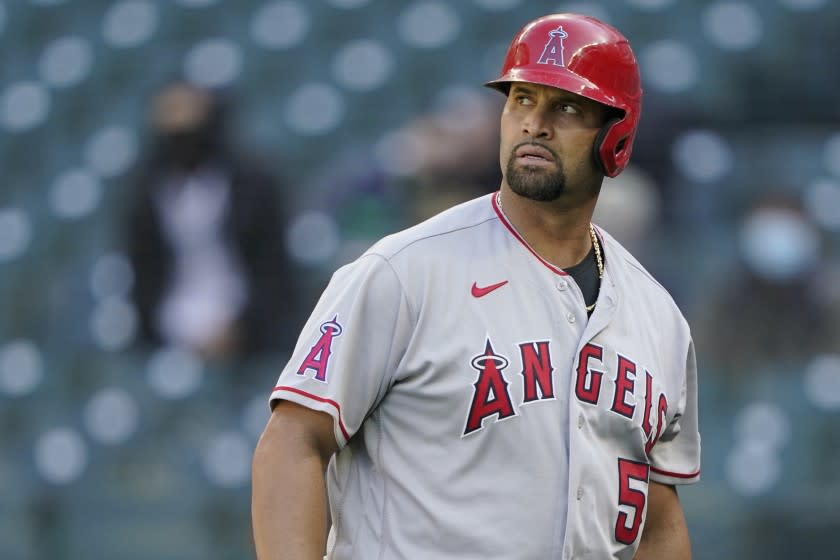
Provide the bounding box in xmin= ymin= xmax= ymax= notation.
xmin=1 ymin=0 xmax=840 ymax=558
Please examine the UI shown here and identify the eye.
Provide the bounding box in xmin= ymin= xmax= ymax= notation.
xmin=558 ymin=103 xmax=581 ymax=115
xmin=514 ymin=94 xmax=535 ymax=106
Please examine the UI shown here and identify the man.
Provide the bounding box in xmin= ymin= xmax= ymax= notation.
xmin=126 ymin=81 xmax=302 ymax=362
xmin=252 ymin=13 xmax=700 ymax=560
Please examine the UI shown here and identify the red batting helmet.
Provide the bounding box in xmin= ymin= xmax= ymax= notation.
xmin=485 ymin=13 xmax=642 ymax=177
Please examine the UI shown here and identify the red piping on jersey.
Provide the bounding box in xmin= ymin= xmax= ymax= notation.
xmin=650 ymin=465 xmax=701 ymax=479
xmin=273 ymin=386 xmax=350 ymax=441
xmin=491 ymin=192 xmax=569 ymax=277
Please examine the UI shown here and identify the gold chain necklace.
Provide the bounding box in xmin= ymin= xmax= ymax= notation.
xmin=586 ymin=224 xmax=604 ymax=312
xmin=496 ymin=192 xmax=603 ymax=311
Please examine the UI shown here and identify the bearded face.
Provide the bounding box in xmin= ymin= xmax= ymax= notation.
xmin=504 ymin=141 xmax=567 ymax=202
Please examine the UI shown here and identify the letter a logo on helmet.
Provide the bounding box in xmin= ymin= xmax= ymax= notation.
xmin=486 ymin=13 xmax=643 ymax=178
xmin=537 ymin=26 xmax=568 ymax=67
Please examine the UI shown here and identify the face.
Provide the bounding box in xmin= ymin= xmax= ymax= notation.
xmin=499 ymin=82 xmax=611 ymax=203
xmin=152 ymin=84 xmax=220 ymax=169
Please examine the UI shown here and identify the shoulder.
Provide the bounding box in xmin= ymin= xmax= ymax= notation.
xmin=598 ymin=227 xmax=690 ymax=331
xmin=329 ymin=193 xmax=497 ymax=291
xmin=599 ymin=229 xmax=668 ymax=295
xmin=324 ymin=196 xmax=497 ymax=321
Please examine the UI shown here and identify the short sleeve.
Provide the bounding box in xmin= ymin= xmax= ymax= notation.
xmin=649 ymin=339 xmax=701 ymax=485
xmin=269 ymin=253 xmax=413 ymax=448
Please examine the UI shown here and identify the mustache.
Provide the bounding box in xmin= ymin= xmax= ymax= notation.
xmin=511 ymin=141 xmax=559 ymax=161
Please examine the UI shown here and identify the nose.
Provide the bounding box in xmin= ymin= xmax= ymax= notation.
xmin=521 ymin=107 xmax=553 ymax=140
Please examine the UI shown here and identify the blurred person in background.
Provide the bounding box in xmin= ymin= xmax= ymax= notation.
xmin=125 ymin=81 xmax=302 ymax=364
xmin=391 ymin=89 xmax=503 ymax=224
xmin=693 ymin=194 xmax=839 ymax=375
xmin=592 ymin=165 xmax=662 ymax=263
xmin=304 ymin=89 xmax=502 ymax=262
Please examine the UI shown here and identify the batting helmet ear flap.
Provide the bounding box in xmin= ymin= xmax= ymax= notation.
xmin=593 ymin=117 xmax=622 ymax=176
xmin=594 ymin=113 xmax=636 ymax=177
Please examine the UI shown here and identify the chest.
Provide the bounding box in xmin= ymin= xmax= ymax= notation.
xmin=391 ymin=271 xmax=672 ymax=447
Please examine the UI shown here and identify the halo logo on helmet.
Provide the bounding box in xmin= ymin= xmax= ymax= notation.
xmin=485 ymin=13 xmax=643 ymax=178
xmin=537 ymin=26 xmax=568 ymax=67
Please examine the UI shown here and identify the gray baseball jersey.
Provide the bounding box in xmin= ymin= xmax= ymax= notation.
xmin=270 ymin=192 xmax=700 ymax=559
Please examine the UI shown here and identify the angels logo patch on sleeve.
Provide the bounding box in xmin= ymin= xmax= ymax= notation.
xmin=296 ymin=317 xmax=343 ymax=383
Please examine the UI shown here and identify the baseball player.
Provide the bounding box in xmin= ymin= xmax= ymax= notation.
xmin=253 ymin=13 xmax=700 ymax=560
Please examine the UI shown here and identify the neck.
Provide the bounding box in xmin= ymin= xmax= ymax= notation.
xmin=497 ymin=187 xmax=597 ymax=270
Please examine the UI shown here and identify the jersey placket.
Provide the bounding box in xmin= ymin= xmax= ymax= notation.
xmin=556 ymin=248 xmax=621 ymax=559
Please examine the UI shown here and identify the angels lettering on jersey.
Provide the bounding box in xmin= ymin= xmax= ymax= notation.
xmin=293 ymin=318 xmax=669 ymax=457
xmin=464 ymin=337 xmax=669 ymax=455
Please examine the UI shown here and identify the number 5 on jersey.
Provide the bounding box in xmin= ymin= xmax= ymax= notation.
xmin=615 ymin=458 xmax=650 ymax=545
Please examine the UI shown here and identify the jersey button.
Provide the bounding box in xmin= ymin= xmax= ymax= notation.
xmin=556 ymin=279 xmax=568 ymax=291
xmin=577 ymin=414 xmax=584 ymax=429
xmin=576 ymin=486 xmax=584 ymax=500
xmin=566 ymin=312 xmax=576 ymax=324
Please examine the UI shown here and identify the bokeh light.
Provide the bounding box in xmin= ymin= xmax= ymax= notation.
xmin=778 ymin=0 xmax=828 ymax=10
xmin=90 ymin=252 xmax=135 ymax=300
xmin=725 ymin=441 xmax=781 ymax=496
xmin=0 ymin=340 xmax=44 ymax=397
xmin=34 ymin=428 xmax=88 ymax=484
xmin=823 ymin=133 xmax=840 ymax=178
xmin=241 ymin=394 xmax=271 ymax=440
xmin=286 ymin=210 xmax=341 ymax=266
xmin=733 ymin=401 xmax=791 ymax=450
xmin=39 ymin=37 xmax=94 ymax=89
xmin=175 ymin=0 xmax=218 ymax=7
xmin=83 ymin=126 xmax=138 ymax=179
xmin=640 ymin=40 xmax=699 ymax=93
xmin=332 ymin=39 xmax=394 ymax=92
xmin=672 ymin=129 xmax=734 ymax=183
xmin=324 ymin=0 xmax=372 ymax=8
xmin=284 ymin=83 xmax=345 ymax=135
xmin=625 ymin=0 xmax=676 ymax=10
xmin=90 ymin=296 xmax=138 ymax=351
xmin=473 ymin=0 xmax=523 ymax=10
xmin=804 ymin=354 xmax=840 ymax=411
xmin=103 ymin=0 xmax=159 ymax=48
xmin=739 ymin=207 xmax=820 ymax=282
xmin=83 ymin=387 xmax=140 ymax=445
xmin=184 ymin=38 xmax=243 ymax=88
xmin=48 ymin=168 xmax=103 ymax=220
xmin=0 ymin=82 xmax=50 ymax=132
xmin=374 ymin=128 xmax=427 ymax=178
xmin=147 ymin=346 xmax=204 ymax=399
xmin=201 ymin=431 xmax=252 ymax=488
xmin=803 ymin=178 xmax=840 ymax=232
xmin=398 ymin=2 xmax=461 ymax=49
xmin=0 ymin=208 xmax=32 ymax=263
xmin=250 ymin=1 xmax=309 ymax=50
xmin=702 ymin=2 xmax=763 ymax=51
